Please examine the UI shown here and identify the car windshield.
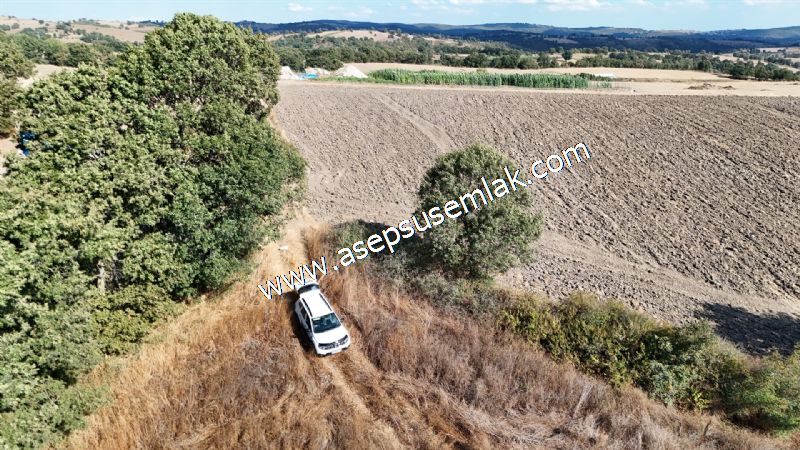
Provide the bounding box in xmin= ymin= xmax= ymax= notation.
xmin=297 ymin=284 xmax=319 ymax=295
xmin=312 ymin=313 xmax=341 ymax=333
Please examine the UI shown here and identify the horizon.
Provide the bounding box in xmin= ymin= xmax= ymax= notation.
xmin=1 ymin=0 xmax=799 ymax=32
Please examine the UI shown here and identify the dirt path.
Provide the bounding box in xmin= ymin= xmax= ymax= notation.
xmin=275 ymin=82 xmax=800 ymax=355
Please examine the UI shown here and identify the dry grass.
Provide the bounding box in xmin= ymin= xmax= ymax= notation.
xmin=64 ymin=217 xmax=791 ymax=449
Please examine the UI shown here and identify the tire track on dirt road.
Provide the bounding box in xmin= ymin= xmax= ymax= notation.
xmin=377 ymin=93 xmax=455 ymax=150
xmin=271 ymin=215 xmax=406 ymax=448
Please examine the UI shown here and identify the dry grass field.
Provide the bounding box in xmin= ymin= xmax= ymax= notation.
xmin=65 ymin=214 xmax=791 ymax=449
xmin=274 ymin=82 xmax=800 ymax=355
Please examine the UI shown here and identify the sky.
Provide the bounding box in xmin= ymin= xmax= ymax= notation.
xmin=1 ymin=0 xmax=799 ymax=31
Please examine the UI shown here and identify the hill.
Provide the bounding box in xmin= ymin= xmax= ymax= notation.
xmin=239 ymin=20 xmax=800 ymax=51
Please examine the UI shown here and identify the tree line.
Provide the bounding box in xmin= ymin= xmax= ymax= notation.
xmin=569 ymin=50 xmax=799 ymax=81
xmin=0 ymin=28 xmax=124 ymax=68
xmin=271 ymin=33 xmax=560 ymax=71
xmin=270 ymin=32 xmax=799 ymax=81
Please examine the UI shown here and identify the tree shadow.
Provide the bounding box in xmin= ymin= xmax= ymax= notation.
xmin=695 ymin=303 xmax=800 ymax=356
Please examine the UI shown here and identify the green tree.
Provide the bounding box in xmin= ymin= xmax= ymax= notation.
xmin=0 ymin=40 xmax=35 ymax=78
xmin=113 ymin=13 xmax=281 ymax=118
xmin=0 ymin=13 xmax=304 ymax=448
xmin=305 ymin=48 xmax=342 ymax=71
xmin=415 ymin=144 xmax=543 ymax=278
xmin=0 ymin=75 xmax=18 ymax=135
xmin=277 ymin=46 xmax=306 ymax=71
xmin=463 ymin=52 xmax=489 ymax=68
xmin=538 ymin=52 xmax=556 ymax=68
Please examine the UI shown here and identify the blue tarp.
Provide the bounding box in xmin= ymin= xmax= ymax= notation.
xmin=19 ymin=131 xmax=35 ymax=157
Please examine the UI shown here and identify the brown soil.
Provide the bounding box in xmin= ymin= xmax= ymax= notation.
xmin=274 ymin=82 xmax=800 ymax=355
xmin=66 ymin=215 xmax=790 ymax=449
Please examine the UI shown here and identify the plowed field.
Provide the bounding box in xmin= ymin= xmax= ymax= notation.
xmin=274 ymin=82 xmax=800 ymax=355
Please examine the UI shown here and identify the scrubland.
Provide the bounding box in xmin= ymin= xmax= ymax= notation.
xmin=66 ymin=216 xmax=793 ymax=449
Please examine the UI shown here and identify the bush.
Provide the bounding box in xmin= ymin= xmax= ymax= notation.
xmin=725 ymin=351 xmax=800 ymax=434
xmin=415 ymin=144 xmax=543 ymax=278
xmin=408 ymin=273 xmax=502 ymax=315
xmin=498 ymin=292 xmax=800 ymax=434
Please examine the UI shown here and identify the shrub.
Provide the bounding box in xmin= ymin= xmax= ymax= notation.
xmin=408 ymin=272 xmax=501 ymax=314
xmin=500 ymin=294 xmax=724 ymax=408
xmin=724 ymin=350 xmax=800 ymax=434
xmin=498 ymin=292 xmax=800 ymax=434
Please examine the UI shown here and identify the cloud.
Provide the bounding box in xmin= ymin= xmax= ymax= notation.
xmin=448 ymin=0 xmax=537 ymax=3
xmin=344 ymin=6 xmax=376 ymax=18
xmin=412 ymin=0 xmax=536 ymax=5
xmin=543 ymin=0 xmax=610 ymax=11
xmin=287 ymin=3 xmax=311 ymax=12
xmin=742 ymin=0 xmax=784 ymax=4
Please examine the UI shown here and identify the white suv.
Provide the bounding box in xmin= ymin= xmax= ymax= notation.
xmin=294 ymin=283 xmax=351 ymax=355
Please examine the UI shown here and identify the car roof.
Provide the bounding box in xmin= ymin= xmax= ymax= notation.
xmin=300 ymin=289 xmax=334 ymax=318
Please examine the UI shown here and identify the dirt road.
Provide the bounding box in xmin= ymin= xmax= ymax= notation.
xmin=274 ymin=82 xmax=800 ymax=355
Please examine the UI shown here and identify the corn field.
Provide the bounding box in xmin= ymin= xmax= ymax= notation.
xmin=369 ymin=69 xmax=591 ymax=88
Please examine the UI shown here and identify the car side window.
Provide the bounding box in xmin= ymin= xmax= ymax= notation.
xmin=300 ymin=306 xmax=313 ymax=331
xmin=299 ymin=304 xmax=308 ymax=326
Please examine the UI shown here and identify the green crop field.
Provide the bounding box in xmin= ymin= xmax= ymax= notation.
xmin=368 ymin=68 xmax=592 ymax=88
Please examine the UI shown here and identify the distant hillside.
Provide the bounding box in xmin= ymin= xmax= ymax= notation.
xmin=236 ymin=20 xmax=800 ymax=51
